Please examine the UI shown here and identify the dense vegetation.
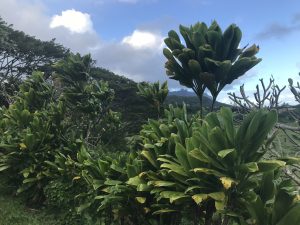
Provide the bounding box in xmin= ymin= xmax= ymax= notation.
xmin=0 ymin=19 xmax=300 ymax=225
xmin=90 ymin=68 xmax=157 ymax=134
xmin=0 ymin=17 xmax=68 ymax=108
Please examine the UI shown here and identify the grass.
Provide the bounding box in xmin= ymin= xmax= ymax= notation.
xmin=0 ymin=181 xmax=59 ymax=225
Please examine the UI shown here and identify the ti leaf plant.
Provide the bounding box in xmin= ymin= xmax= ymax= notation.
xmin=137 ymin=81 xmax=169 ymax=118
xmin=243 ymin=174 xmax=300 ymax=225
xmin=135 ymin=106 xmax=300 ymax=224
xmin=163 ymin=21 xmax=261 ymax=115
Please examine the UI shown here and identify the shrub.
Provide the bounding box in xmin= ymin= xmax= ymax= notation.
xmin=0 ymin=72 xmax=68 ymax=204
xmin=0 ymin=54 xmax=124 ymax=205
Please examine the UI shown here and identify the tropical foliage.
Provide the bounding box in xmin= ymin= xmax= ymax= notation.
xmin=0 ymin=17 xmax=68 ymax=107
xmin=137 ymin=81 xmax=169 ymax=118
xmin=0 ymin=18 xmax=299 ymax=225
xmin=0 ymin=54 xmax=123 ymax=205
xmin=163 ymin=21 xmax=261 ymax=113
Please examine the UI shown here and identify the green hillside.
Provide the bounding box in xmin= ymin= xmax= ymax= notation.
xmin=91 ymin=67 xmax=156 ymax=134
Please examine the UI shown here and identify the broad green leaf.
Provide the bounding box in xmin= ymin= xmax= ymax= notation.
xmin=175 ymin=119 xmax=189 ymax=144
xmin=77 ymin=202 xmax=92 ymax=213
xmin=205 ymin=112 xmax=220 ymax=128
xmin=185 ymin=185 xmax=208 ymax=194
xmin=169 ymin=171 xmax=189 ymax=185
xmin=276 ymin=203 xmax=300 ymax=225
xmin=126 ymin=163 xmax=137 ymax=178
xmin=194 ymin=168 xmax=225 ymax=177
xmin=127 ymin=176 xmax=144 ymax=186
xmin=208 ymin=127 xmax=229 ymax=151
xmin=160 ymin=191 xmax=188 ymax=203
xmin=189 ymin=148 xmax=225 ymax=170
xmin=0 ymin=165 xmax=10 ymax=171
xmin=137 ymin=184 xmax=151 ymax=192
xmin=208 ymin=192 xmax=225 ymax=201
xmin=257 ymin=160 xmax=286 ymax=172
xmin=104 ymin=179 xmax=122 ymax=186
xmin=175 ymin=143 xmax=190 ymax=171
xmin=219 ymin=107 xmax=235 ymax=145
xmin=272 ymin=190 xmax=295 ymax=224
xmin=149 ymin=180 xmax=176 ymax=187
xmin=152 ymin=209 xmax=178 ymax=215
xmin=218 ymin=148 xmax=236 ymax=158
xmin=239 ymin=162 xmax=259 ymax=173
xmin=236 ymin=110 xmax=257 ymax=150
xmin=92 ymin=179 xmax=104 ymax=190
xmin=110 ymin=163 xmax=125 ymax=174
xmin=141 ymin=150 xmax=158 ymax=168
xmin=97 ymin=159 xmax=110 ymax=177
xmin=260 ymin=171 xmax=275 ymax=203
xmin=279 ymin=157 xmax=300 ymax=165
xmin=245 ymin=196 xmax=267 ymax=225
xmin=245 ymin=110 xmax=278 ymax=161
xmin=189 ymin=149 xmax=210 ymax=163
xmin=23 ymin=177 xmax=38 ymax=184
xmin=161 ymin=162 xmax=188 ymax=177
xmin=215 ymin=201 xmax=225 ymax=210
xmin=245 ymin=110 xmax=264 ymax=142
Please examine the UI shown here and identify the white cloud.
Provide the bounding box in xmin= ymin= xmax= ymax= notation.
xmin=0 ymin=0 xmax=170 ymax=87
xmin=0 ymin=0 xmax=99 ymax=54
xmin=50 ymin=9 xmax=93 ymax=33
xmin=92 ymin=40 xmax=168 ymax=84
xmin=122 ymin=30 xmax=164 ymax=49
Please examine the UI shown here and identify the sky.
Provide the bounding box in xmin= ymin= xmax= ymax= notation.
xmin=1 ymin=0 xmax=300 ymax=104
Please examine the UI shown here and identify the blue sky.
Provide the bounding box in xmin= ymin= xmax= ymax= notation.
xmin=1 ymin=0 xmax=300 ymax=103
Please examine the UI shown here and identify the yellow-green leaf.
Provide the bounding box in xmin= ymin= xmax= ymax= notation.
xmin=19 ymin=143 xmax=27 ymax=150
xmin=136 ymin=197 xmax=146 ymax=204
xmin=192 ymin=194 xmax=208 ymax=204
xmin=220 ymin=177 xmax=235 ymax=189
xmin=72 ymin=176 xmax=81 ymax=181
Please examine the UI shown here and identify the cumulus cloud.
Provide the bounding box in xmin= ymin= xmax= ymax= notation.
xmin=89 ymin=29 xmax=168 ymax=84
xmin=92 ymin=38 xmax=167 ymax=83
xmin=256 ymin=23 xmax=300 ymax=40
xmin=50 ymin=9 xmax=93 ymax=33
xmin=0 ymin=0 xmax=168 ymax=86
xmin=256 ymin=13 xmax=300 ymax=40
xmin=0 ymin=0 xmax=49 ymax=39
xmin=0 ymin=0 xmax=100 ymax=54
xmin=0 ymin=0 xmax=173 ymax=88
xmin=122 ymin=30 xmax=164 ymax=49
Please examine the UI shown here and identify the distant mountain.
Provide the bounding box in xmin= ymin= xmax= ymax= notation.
xmin=167 ymin=89 xmax=228 ymax=113
xmin=166 ymin=95 xmax=227 ymax=114
xmin=91 ymin=67 xmax=229 ymax=129
xmin=169 ymin=89 xmax=211 ymax=98
xmin=169 ymin=89 xmax=197 ymax=97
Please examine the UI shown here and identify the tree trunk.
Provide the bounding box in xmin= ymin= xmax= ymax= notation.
xmin=211 ymin=96 xmax=217 ymax=112
xmin=204 ymin=201 xmax=215 ymax=225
